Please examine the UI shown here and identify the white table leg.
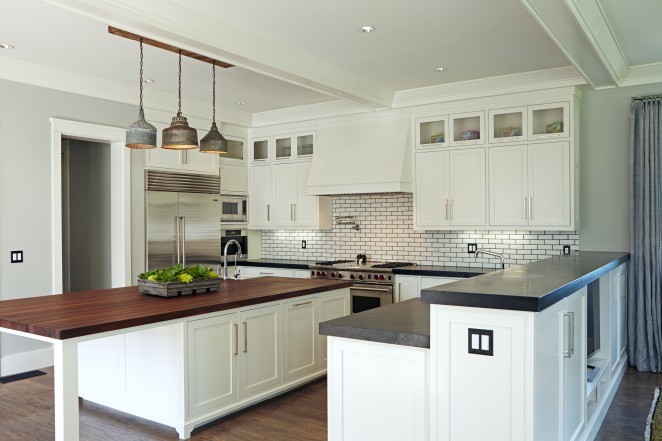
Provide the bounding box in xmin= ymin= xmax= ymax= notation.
xmin=53 ymin=339 xmax=79 ymax=441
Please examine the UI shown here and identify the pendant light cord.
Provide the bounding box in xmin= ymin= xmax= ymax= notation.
xmin=139 ymin=38 xmax=144 ymax=111
xmin=212 ymin=61 xmax=216 ymax=123
xmin=177 ymin=50 xmax=182 ymax=115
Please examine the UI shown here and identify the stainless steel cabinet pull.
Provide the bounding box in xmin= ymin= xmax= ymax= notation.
xmin=259 ymin=272 xmax=274 ymax=275
xmin=243 ymin=321 xmax=248 ymax=353
xmin=290 ymin=203 xmax=294 ymax=221
xmin=529 ymin=196 xmax=533 ymax=220
xmin=175 ymin=216 xmax=181 ymax=264
xmin=563 ymin=311 xmax=575 ymax=358
xmin=233 ymin=323 xmax=238 ymax=356
xmin=354 ymin=287 xmax=391 ymax=293
xmin=181 ymin=216 xmax=186 ymax=266
xmin=524 ymin=197 xmax=528 ymax=219
xmin=397 ymin=282 xmax=402 ymax=302
xmin=267 ymin=204 xmax=270 ymax=221
xmin=181 ymin=150 xmax=188 ymax=165
xmin=445 ymin=199 xmax=449 ymax=220
xmin=293 ymin=301 xmax=312 ymax=307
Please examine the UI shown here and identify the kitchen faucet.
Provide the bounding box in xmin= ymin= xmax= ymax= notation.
xmin=223 ymin=240 xmax=243 ymax=279
xmin=475 ymin=249 xmax=505 ymax=270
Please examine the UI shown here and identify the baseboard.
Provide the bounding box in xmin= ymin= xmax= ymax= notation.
xmin=580 ymin=354 xmax=628 ymax=441
xmin=0 ymin=347 xmax=53 ymax=377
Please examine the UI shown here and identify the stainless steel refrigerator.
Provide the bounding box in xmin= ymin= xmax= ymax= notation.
xmin=145 ymin=170 xmax=221 ymax=270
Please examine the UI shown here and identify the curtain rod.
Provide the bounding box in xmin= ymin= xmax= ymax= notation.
xmin=631 ymin=94 xmax=662 ymax=101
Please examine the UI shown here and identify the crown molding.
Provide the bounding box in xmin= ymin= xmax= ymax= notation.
xmin=0 ymin=57 xmax=253 ymax=127
xmin=43 ymin=0 xmax=395 ymax=109
xmin=619 ymin=62 xmax=662 ymax=88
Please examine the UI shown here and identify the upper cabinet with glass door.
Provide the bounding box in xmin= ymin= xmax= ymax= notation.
xmin=218 ymin=137 xmax=245 ymax=163
xmin=416 ymin=115 xmax=449 ymax=148
xmin=251 ymin=137 xmax=270 ymax=163
xmin=449 ymin=111 xmax=485 ymax=146
xmin=528 ymin=102 xmax=569 ymax=139
xmin=488 ymin=107 xmax=527 ymax=143
xmin=274 ymin=132 xmax=315 ymax=161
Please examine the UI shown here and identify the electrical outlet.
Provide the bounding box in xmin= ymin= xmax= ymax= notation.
xmin=468 ymin=243 xmax=478 ymax=254
xmin=563 ymin=245 xmax=571 ymax=255
xmin=10 ymin=250 xmax=23 ymax=263
xmin=301 ymin=240 xmax=307 ymax=249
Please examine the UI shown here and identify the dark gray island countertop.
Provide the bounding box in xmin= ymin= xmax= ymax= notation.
xmin=320 ymin=251 xmax=629 ymax=348
xmin=421 ymin=251 xmax=629 ymax=312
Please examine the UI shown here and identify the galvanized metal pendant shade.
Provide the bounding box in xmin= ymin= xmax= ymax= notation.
xmin=126 ymin=39 xmax=157 ymax=149
xmin=162 ymin=51 xmax=198 ymax=150
xmin=200 ymin=62 xmax=228 ymax=154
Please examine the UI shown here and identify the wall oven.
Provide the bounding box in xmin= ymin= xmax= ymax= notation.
xmin=220 ymin=195 xmax=247 ymax=223
xmin=221 ymin=228 xmax=248 ymax=258
xmin=350 ymin=282 xmax=393 ymax=314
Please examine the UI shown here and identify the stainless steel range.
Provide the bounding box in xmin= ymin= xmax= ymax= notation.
xmin=309 ymin=258 xmax=414 ymax=314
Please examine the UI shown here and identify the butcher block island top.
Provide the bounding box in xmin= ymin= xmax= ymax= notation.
xmin=0 ymin=277 xmax=352 ymax=340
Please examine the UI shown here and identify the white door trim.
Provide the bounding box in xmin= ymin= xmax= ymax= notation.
xmin=51 ymin=119 xmax=131 ymax=293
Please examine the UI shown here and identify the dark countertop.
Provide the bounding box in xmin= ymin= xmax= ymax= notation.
xmin=319 ymin=299 xmax=431 ymax=348
xmin=393 ymin=265 xmax=494 ymax=278
xmin=319 ymin=251 xmax=629 ymax=348
xmin=0 ymin=278 xmax=351 ymax=340
xmin=237 ymin=259 xmax=316 ymax=270
xmin=421 ymin=251 xmax=629 ymax=312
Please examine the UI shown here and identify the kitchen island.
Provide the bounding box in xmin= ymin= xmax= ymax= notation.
xmin=0 ymin=277 xmax=351 ymax=440
xmin=321 ymin=252 xmax=629 ymax=441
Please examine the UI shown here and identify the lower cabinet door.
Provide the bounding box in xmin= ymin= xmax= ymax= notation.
xmin=239 ymin=304 xmax=282 ymax=397
xmin=187 ymin=312 xmax=238 ymax=416
xmin=562 ymin=289 xmax=586 ymax=441
xmin=318 ymin=292 xmax=350 ymax=367
xmin=283 ymin=297 xmax=317 ymax=381
xmin=396 ymin=276 xmax=419 ymax=302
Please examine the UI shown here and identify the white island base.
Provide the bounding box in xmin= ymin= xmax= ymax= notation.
xmin=327 ymin=263 xmax=628 ymax=441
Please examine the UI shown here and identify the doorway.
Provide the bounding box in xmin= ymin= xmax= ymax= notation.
xmin=61 ymin=138 xmax=111 ymax=293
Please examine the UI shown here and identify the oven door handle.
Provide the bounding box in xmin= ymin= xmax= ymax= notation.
xmin=352 ymin=287 xmax=392 ymax=293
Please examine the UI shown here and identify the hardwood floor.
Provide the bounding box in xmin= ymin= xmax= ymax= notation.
xmin=0 ymin=368 xmax=327 ymax=440
xmin=0 ymin=366 xmax=659 ymax=440
xmin=595 ymin=367 xmax=662 ymax=441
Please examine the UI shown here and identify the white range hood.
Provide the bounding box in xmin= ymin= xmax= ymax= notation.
xmin=307 ymin=116 xmax=412 ymax=195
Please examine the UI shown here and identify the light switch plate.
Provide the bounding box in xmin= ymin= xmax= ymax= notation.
xmin=563 ymin=245 xmax=570 ymax=255
xmin=468 ymin=328 xmax=493 ymax=356
xmin=10 ymin=250 xmax=23 ymax=263
xmin=302 ymin=240 xmax=307 ymax=249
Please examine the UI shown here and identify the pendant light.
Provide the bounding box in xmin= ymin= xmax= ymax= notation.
xmin=162 ymin=50 xmax=198 ymax=149
xmin=200 ymin=62 xmax=228 ymax=154
xmin=125 ymin=38 xmax=157 ymax=149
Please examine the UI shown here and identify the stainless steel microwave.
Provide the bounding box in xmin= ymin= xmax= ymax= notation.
xmin=220 ymin=194 xmax=247 ymax=223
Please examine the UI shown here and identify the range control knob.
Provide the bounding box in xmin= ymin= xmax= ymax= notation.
xmin=377 ymin=274 xmax=385 ymax=280
xmin=358 ymin=274 xmax=364 ymax=280
xmin=316 ymin=271 xmax=322 ymax=276
xmin=350 ymin=274 xmax=355 ymax=279
xmin=337 ymin=273 xmax=344 ymax=278
xmin=330 ymin=272 xmax=336 ymax=278
xmin=321 ymin=271 xmax=327 ymax=277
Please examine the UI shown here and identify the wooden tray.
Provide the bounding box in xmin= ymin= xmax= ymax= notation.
xmin=138 ymin=278 xmax=221 ymax=297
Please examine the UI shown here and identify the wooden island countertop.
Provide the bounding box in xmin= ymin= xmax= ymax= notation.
xmin=0 ymin=277 xmax=352 ymax=340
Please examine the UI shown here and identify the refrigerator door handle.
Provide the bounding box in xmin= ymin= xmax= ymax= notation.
xmin=175 ymin=216 xmax=181 ymax=264
xmin=181 ymin=216 xmax=186 ymax=266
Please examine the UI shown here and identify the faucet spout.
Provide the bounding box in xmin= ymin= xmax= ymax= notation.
xmin=475 ymin=249 xmax=505 ymax=270
xmin=223 ymin=240 xmax=243 ymax=279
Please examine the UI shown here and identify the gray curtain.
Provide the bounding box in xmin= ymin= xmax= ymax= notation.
xmin=628 ymin=97 xmax=662 ymax=371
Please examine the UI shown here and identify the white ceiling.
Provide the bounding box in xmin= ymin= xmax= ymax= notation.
xmin=0 ymin=0 xmax=660 ymax=125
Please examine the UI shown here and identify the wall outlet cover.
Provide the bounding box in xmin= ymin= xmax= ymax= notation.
xmin=301 ymin=240 xmax=307 ymax=249
xmin=468 ymin=243 xmax=478 ymax=254
xmin=563 ymin=245 xmax=571 ymax=255
xmin=468 ymin=328 xmax=494 ymax=356
xmin=10 ymin=250 xmax=23 ymax=263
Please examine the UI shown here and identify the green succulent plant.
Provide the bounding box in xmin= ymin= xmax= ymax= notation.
xmin=139 ymin=264 xmax=218 ymax=284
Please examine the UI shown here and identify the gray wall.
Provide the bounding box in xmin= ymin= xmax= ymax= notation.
xmin=579 ymin=83 xmax=662 ymax=252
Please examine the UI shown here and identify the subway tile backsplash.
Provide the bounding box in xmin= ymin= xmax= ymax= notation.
xmin=261 ymin=193 xmax=579 ymax=269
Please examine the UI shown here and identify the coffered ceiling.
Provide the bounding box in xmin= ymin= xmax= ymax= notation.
xmin=0 ymin=0 xmax=659 ymax=126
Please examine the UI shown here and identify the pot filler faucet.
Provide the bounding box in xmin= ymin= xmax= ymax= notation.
xmin=223 ymin=240 xmax=243 ymax=279
xmin=475 ymin=249 xmax=505 ymax=270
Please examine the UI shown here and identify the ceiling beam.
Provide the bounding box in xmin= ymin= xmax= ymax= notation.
xmin=44 ymin=0 xmax=395 ymax=109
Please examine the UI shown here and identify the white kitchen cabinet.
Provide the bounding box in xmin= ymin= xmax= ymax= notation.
xmin=414 ymin=147 xmax=486 ymax=229
xmin=239 ymin=266 xmax=295 ymax=278
xmin=238 ymin=304 xmax=282 ymax=398
xmin=611 ymin=263 xmax=627 ymax=371
xmin=251 ymin=138 xmax=270 ymax=162
xmin=528 ymin=101 xmax=569 ymax=139
xmin=488 ymin=106 xmax=527 ymax=143
xmin=416 ymin=114 xmax=449 ymax=148
xmin=248 ymin=165 xmax=272 ymax=228
xmin=220 ymin=162 xmax=247 ymax=194
xmin=396 ymin=275 xmax=461 ymax=301
xmin=562 ymin=290 xmax=586 ymax=441
xmin=274 ymin=132 xmax=315 ymax=161
xmin=489 ymin=142 xmax=571 ymax=229
xmin=283 ymin=297 xmax=317 ymax=381
xmin=187 ymin=312 xmax=238 ymax=416
xmin=449 ymin=110 xmax=485 ymax=146
xmin=318 ymin=291 xmax=350 ymax=368
xmin=145 ymin=124 xmax=219 ymax=175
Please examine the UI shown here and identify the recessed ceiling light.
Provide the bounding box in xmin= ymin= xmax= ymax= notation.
xmin=360 ymin=26 xmax=376 ymax=33
xmin=143 ymin=78 xmax=155 ymax=84
xmin=434 ymin=67 xmax=447 ymax=72
xmin=0 ymin=43 xmax=15 ymax=49
xmin=237 ymin=101 xmax=246 ymax=105
xmin=337 ymin=91 xmax=343 ymax=96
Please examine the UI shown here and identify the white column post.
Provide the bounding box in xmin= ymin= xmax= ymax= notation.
xmin=53 ymin=339 xmax=79 ymax=441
